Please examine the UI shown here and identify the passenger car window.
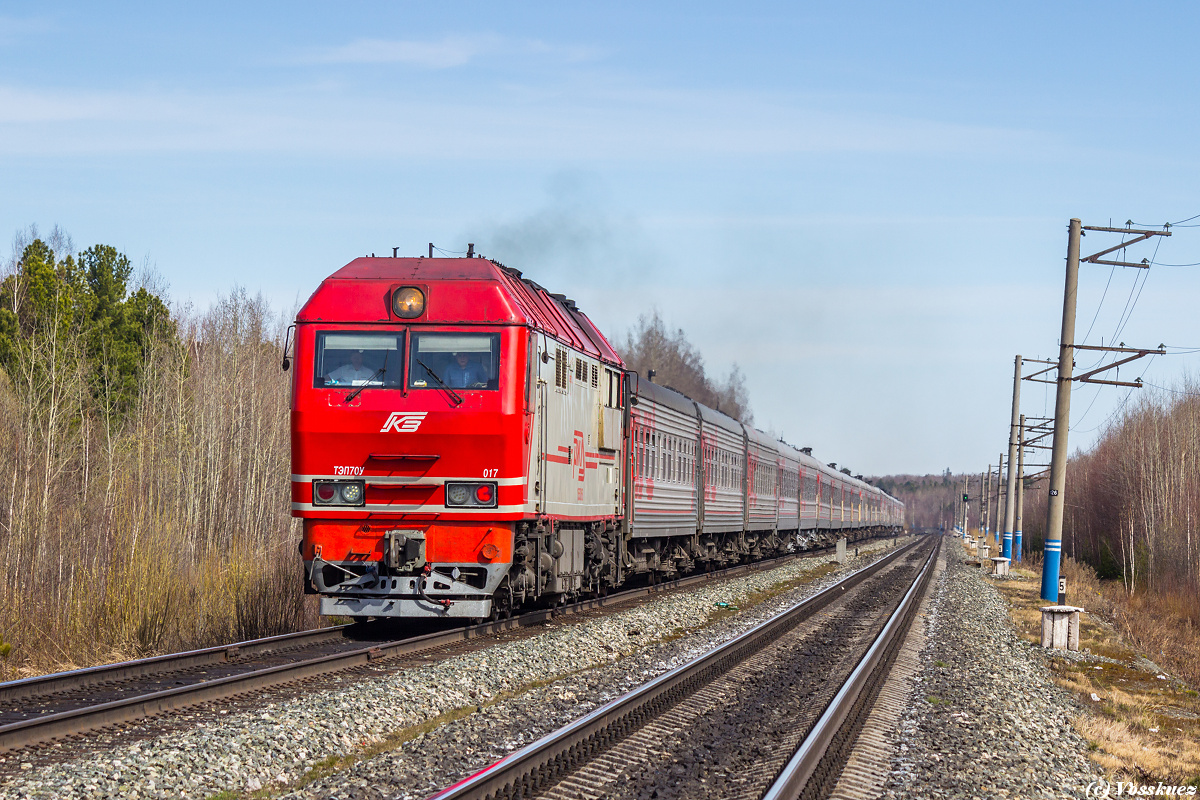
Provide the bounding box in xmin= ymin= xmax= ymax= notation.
xmin=315 ymin=332 xmax=404 ymax=388
xmin=409 ymin=333 xmax=500 ymax=390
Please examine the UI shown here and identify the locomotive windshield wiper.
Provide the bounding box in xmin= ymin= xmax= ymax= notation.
xmin=416 ymin=358 xmax=464 ymax=405
xmin=344 ymin=349 xmax=389 ymax=403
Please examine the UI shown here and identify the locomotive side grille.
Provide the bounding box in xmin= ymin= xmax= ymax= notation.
xmin=555 ymin=347 xmax=568 ymax=389
xmin=590 ymin=363 xmax=599 ymax=388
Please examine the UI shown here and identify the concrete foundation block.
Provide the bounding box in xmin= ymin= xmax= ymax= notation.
xmin=1041 ymin=605 xmax=1083 ymax=650
xmin=835 ymin=537 xmax=847 ymax=564
xmin=989 ymin=557 xmax=1010 ymax=577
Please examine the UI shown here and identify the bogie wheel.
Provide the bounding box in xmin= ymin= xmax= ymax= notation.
xmin=489 ymin=585 xmax=514 ymax=622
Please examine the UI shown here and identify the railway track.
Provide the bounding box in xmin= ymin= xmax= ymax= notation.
xmin=0 ymin=537 xmax=888 ymax=755
xmin=425 ymin=533 xmax=939 ymax=800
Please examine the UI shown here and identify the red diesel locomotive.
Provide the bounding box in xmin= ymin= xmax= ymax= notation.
xmin=290 ymin=254 xmax=903 ymax=620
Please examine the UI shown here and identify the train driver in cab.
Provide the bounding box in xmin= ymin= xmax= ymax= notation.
xmin=326 ymin=349 xmax=376 ymax=385
xmin=444 ymin=351 xmax=486 ymax=388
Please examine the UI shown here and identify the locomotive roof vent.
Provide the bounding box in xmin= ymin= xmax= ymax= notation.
xmin=801 ymin=447 xmax=812 ymax=455
xmin=828 ymin=462 xmax=837 ymax=469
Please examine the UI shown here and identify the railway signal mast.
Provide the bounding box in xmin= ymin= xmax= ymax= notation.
xmin=1039 ymin=219 xmax=1169 ymax=602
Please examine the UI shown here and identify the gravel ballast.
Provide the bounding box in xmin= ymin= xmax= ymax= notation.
xmin=0 ymin=538 xmax=909 ymax=800
xmin=880 ymin=540 xmax=1104 ymax=800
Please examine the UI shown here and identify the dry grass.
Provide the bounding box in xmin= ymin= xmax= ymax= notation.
xmin=992 ymin=559 xmax=1200 ymax=786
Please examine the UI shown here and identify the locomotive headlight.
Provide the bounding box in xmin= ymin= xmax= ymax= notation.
xmin=339 ymin=482 xmax=364 ymax=505
xmin=392 ymin=287 xmax=425 ymax=319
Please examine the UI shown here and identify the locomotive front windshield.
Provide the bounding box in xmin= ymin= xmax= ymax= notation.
xmin=409 ymin=333 xmax=500 ymax=390
xmin=315 ymin=332 xmax=404 ymax=388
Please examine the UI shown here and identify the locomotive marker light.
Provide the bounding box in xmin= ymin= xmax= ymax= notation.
xmin=391 ymin=286 xmax=426 ymax=318
xmin=312 ymin=480 xmax=366 ymax=507
xmin=444 ymin=481 xmax=498 ymax=508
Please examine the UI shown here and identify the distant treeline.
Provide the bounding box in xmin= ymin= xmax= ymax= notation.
xmin=869 ymin=471 xmax=976 ymax=531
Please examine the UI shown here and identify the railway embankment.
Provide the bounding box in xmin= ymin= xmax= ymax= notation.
xmin=880 ymin=541 xmax=1103 ymax=799
xmin=881 ymin=539 xmax=1200 ymax=799
xmin=0 ymin=537 xmax=910 ymax=800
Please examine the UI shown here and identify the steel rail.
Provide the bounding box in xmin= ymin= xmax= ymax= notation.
xmin=763 ymin=533 xmax=941 ymax=800
xmin=0 ymin=534 xmax=890 ymax=754
xmin=424 ymin=535 xmax=930 ymax=800
xmin=0 ymin=625 xmax=353 ymax=704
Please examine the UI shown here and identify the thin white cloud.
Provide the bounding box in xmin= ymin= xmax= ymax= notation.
xmin=0 ymin=79 xmax=1044 ymax=160
xmin=303 ymin=34 xmax=602 ymax=69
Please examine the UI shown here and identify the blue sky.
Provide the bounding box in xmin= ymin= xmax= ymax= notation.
xmin=4 ymin=1 xmax=1200 ymax=475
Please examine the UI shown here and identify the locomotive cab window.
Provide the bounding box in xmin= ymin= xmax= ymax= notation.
xmin=315 ymin=332 xmax=404 ymax=388
xmin=409 ymin=333 xmax=500 ymax=390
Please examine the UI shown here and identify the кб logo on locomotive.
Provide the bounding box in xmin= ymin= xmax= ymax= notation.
xmin=380 ymin=411 xmax=428 ymax=433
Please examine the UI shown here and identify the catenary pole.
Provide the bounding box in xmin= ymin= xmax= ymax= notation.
xmin=1003 ymin=356 xmax=1022 ymax=559
xmin=1016 ymin=414 xmax=1025 ymax=563
xmin=995 ymin=454 xmax=1004 ymax=546
xmin=1041 ymin=219 xmax=1081 ymax=601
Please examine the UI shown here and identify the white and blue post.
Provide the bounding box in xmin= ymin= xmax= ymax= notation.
xmin=1002 ymin=356 xmax=1022 ymax=560
xmin=994 ymin=455 xmax=1003 ymax=547
xmin=1014 ymin=414 xmax=1025 ymax=564
xmin=1040 ymin=219 xmax=1080 ymax=603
